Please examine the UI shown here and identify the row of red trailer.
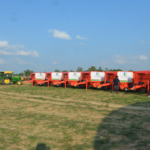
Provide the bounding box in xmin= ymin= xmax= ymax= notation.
xmin=24 ymin=70 xmax=150 ymax=96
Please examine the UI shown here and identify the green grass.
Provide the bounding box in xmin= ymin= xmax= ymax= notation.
xmin=0 ymin=83 xmax=150 ymax=150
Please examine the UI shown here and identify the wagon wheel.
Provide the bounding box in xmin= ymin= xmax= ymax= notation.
xmin=124 ymin=87 xmax=128 ymax=92
xmin=102 ymin=86 xmax=108 ymax=90
xmin=44 ymin=82 xmax=48 ymax=86
xmin=2 ymin=78 xmax=11 ymax=85
xmin=60 ymin=83 xmax=64 ymax=87
xmin=17 ymin=81 xmax=22 ymax=85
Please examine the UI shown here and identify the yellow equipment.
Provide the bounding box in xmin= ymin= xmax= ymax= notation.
xmin=0 ymin=71 xmax=13 ymax=74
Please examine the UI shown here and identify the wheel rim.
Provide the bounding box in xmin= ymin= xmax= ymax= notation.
xmin=4 ymin=79 xmax=10 ymax=84
xmin=18 ymin=82 xmax=21 ymax=85
xmin=124 ymin=88 xmax=128 ymax=91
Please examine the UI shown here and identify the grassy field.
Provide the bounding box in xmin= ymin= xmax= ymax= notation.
xmin=0 ymin=83 xmax=150 ymax=150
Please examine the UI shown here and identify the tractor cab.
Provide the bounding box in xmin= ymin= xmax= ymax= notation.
xmin=0 ymin=71 xmax=13 ymax=76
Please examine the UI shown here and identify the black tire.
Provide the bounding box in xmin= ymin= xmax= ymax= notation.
xmin=78 ymin=85 xmax=84 ymax=88
xmin=44 ymin=82 xmax=48 ymax=86
xmin=2 ymin=78 xmax=11 ymax=85
xmin=60 ymin=83 xmax=64 ymax=87
xmin=103 ymin=86 xmax=108 ymax=90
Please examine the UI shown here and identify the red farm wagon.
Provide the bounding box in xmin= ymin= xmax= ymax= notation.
xmin=23 ymin=72 xmax=63 ymax=86
xmin=99 ymin=71 xmax=135 ymax=91
xmin=31 ymin=72 xmax=48 ymax=86
xmin=71 ymin=71 xmax=105 ymax=90
xmin=129 ymin=70 xmax=150 ymax=96
xmin=32 ymin=72 xmax=64 ymax=86
xmin=45 ymin=72 xmax=63 ymax=87
xmin=22 ymin=72 xmax=47 ymax=85
xmin=52 ymin=72 xmax=81 ymax=88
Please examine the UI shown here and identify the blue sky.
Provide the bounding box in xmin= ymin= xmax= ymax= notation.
xmin=0 ymin=0 xmax=150 ymax=73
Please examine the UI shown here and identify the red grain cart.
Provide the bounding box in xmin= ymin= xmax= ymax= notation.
xmin=71 ymin=71 xmax=105 ymax=90
xmin=99 ymin=71 xmax=135 ymax=91
xmin=129 ymin=70 xmax=150 ymax=96
xmin=31 ymin=72 xmax=48 ymax=86
xmin=45 ymin=72 xmax=63 ymax=87
xmin=52 ymin=72 xmax=81 ymax=88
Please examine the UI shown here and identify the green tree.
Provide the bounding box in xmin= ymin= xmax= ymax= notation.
xmin=109 ymin=69 xmax=122 ymax=71
xmin=14 ymin=73 xmax=23 ymax=76
xmin=87 ymin=66 xmax=97 ymax=71
xmin=62 ymin=70 xmax=68 ymax=72
xmin=55 ymin=69 xmax=60 ymax=72
xmin=23 ymin=69 xmax=34 ymax=77
xmin=70 ymin=70 xmax=74 ymax=72
xmin=19 ymin=73 xmax=24 ymax=76
xmin=105 ymin=68 xmax=109 ymax=71
xmin=97 ymin=67 xmax=103 ymax=71
xmin=76 ymin=67 xmax=83 ymax=72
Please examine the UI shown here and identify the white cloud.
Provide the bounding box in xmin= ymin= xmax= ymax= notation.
xmin=48 ymin=29 xmax=53 ymax=33
xmin=15 ymin=58 xmax=28 ymax=64
xmin=114 ymin=55 xmax=127 ymax=64
xmin=76 ymin=42 xmax=84 ymax=45
xmin=0 ymin=50 xmax=11 ymax=55
xmin=76 ymin=35 xmax=88 ymax=40
xmin=0 ymin=40 xmax=39 ymax=57
xmin=48 ymin=29 xmax=71 ymax=40
xmin=140 ymin=55 xmax=147 ymax=60
xmin=140 ymin=40 xmax=148 ymax=44
xmin=79 ymin=42 xmax=84 ymax=45
xmin=16 ymin=50 xmax=39 ymax=57
xmin=0 ymin=41 xmax=8 ymax=47
xmin=0 ymin=50 xmax=39 ymax=57
xmin=114 ymin=54 xmax=148 ymax=65
xmin=53 ymin=61 xmax=57 ymax=64
xmin=0 ymin=59 xmax=5 ymax=64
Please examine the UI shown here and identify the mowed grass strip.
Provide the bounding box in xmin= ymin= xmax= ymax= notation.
xmin=0 ymin=83 xmax=149 ymax=105
xmin=0 ymin=84 xmax=150 ymax=150
xmin=0 ymin=96 xmax=102 ymax=150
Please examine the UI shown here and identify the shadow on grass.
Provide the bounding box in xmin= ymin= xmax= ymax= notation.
xmin=35 ymin=143 xmax=50 ymax=150
xmin=94 ymin=101 xmax=150 ymax=150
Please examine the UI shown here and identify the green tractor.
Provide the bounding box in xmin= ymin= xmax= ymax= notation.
xmin=0 ymin=71 xmax=23 ymax=85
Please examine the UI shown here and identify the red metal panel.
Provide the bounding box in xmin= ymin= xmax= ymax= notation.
xmin=129 ymin=71 xmax=150 ymax=94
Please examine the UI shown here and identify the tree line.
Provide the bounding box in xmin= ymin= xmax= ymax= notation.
xmin=55 ymin=66 xmax=124 ymax=72
xmin=14 ymin=69 xmax=34 ymax=77
xmin=14 ymin=67 xmax=133 ymax=76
